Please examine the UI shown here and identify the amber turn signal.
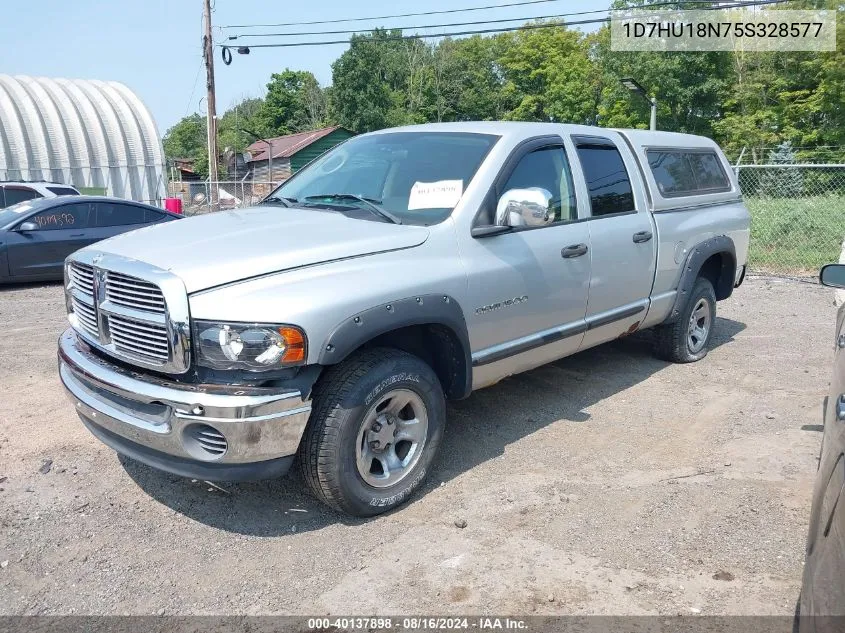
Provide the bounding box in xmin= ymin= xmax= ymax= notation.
xmin=279 ymin=326 xmax=306 ymax=364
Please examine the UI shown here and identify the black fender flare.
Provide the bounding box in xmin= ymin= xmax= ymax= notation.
xmin=317 ymin=294 xmax=473 ymax=398
xmin=665 ymin=235 xmax=737 ymax=323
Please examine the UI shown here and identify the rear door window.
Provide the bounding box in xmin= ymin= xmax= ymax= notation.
xmin=29 ymin=203 xmax=90 ymax=230
xmin=144 ymin=208 xmax=167 ymax=223
xmin=573 ymin=140 xmax=636 ymax=217
xmin=4 ymin=187 xmax=41 ymax=206
xmin=93 ymin=202 xmax=146 ymax=226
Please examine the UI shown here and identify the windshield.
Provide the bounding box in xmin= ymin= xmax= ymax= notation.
xmin=0 ymin=199 xmax=45 ymax=229
xmin=266 ymin=131 xmax=499 ymax=226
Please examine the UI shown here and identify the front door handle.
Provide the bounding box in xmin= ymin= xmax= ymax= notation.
xmin=837 ymin=394 xmax=845 ymax=421
xmin=69 ymin=233 xmax=85 ymax=238
xmin=561 ymin=243 xmax=588 ymax=259
xmin=633 ymin=230 xmax=653 ymax=243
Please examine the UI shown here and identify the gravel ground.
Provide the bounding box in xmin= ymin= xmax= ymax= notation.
xmin=0 ymin=276 xmax=834 ymax=616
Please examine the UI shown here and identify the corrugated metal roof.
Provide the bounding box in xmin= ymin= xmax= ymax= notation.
xmin=246 ymin=126 xmax=344 ymax=162
xmin=0 ymin=74 xmax=166 ymax=203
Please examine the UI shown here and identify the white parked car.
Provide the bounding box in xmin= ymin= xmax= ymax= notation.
xmin=0 ymin=180 xmax=80 ymax=209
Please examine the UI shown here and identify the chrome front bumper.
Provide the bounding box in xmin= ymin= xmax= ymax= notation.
xmin=58 ymin=328 xmax=312 ymax=481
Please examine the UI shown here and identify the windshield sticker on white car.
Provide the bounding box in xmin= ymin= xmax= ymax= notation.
xmin=408 ymin=180 xmax=463 ymax=210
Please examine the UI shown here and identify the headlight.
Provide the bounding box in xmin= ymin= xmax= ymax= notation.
xmin=194 ymin=321 xmax=306 ymax=371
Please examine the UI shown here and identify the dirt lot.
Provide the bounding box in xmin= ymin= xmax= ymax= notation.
xmin=0 ymin=276 xmax=834 ymax=616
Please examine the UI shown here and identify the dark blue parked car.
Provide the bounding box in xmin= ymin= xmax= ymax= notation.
xmin=0 ymin=196 xmax=181 ymax=283
xmin=800 ymin=264 xmax=845 ymax=632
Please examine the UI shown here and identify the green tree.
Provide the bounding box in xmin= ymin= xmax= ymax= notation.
xmin=427 ymin=35 xmax=512 ymax=122
xmin=761 ymin=141 xmax=804 ymax=197
xmin=162 ymin=113 xmax=208 ymax=177
xmin=714 ymin=0 xmax=844 ymax=160
xmin=218 ymin=97 xmax=266 ymax=153
xmin=498 ymin=24 xmax=599 ymax=124
xmin=260 ymin=69 xmax=328 ymax=135
xmin=162 ymin=113 xmax=206 ymax=161
xmin=168 ymin=1 xmax=844 ymax=177
xmin=592 ymin=24 xmax=732 ymax=135
xmin=329 ymin=29 xmax=418 ymax=132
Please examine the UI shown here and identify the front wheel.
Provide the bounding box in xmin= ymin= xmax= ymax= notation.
xmin=299 ymin=347 xmax=445 ymax=516
xmin=653 ymin=277 xmax=717 ymax=363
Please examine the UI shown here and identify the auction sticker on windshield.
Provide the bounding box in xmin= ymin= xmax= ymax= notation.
xmin=408 ymin=180 xmax=463 ymax=210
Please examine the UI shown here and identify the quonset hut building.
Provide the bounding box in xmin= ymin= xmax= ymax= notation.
xmin=0 ymin=75 xmax=166 ymax=204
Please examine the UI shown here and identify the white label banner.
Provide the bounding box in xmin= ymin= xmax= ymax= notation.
xmin=408 ymin=180 xmax=464 ymax=210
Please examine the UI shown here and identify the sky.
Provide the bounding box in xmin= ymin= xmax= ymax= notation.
xmin=1 ymin=0 xmax=603 ymax=134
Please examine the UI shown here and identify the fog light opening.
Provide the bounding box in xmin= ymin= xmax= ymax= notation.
xmin=182 ymin=423 xmax=228 ymax=461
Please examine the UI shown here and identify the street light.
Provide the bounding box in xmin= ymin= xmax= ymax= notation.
xmin=241 ymin=128 xmax=273 ymax=183
xmin=621 ymin=78 xmax=657 ymax=131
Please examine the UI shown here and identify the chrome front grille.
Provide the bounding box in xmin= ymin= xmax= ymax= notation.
xmin=69 ymin=261 xmax=95 ymax=296
xmin=70 ymin=295 xmax=99 ymax=338
xmin=65 ymin=254 xmax=191 ymax=374
xmin=109 ymin=315 xmax=170 ymax=363
xmin=105 ymin=272 xmax=166 ymax=314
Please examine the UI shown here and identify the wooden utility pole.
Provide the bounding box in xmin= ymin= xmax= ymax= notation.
xmin=203 ymin=0 xmax=219 ymax=206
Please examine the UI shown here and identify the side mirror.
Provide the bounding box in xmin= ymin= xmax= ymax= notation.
xmin=17 ymin=221 xmax=38 ymax=232
xmin=820 ymin=264 xmax=845 ymax=289
xmin=495 ymin=188 xmax=554 ymax=228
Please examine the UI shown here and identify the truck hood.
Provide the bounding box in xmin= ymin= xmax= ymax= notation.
xmin=84 ymin=206 xmax=429 ymax=293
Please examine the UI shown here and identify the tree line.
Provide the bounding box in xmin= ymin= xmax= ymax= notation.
xmin=164 ymin=1 xmax=844 ymax=178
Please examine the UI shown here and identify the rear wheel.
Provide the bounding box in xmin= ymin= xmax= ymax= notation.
xmin=300 ymin=347 xmax=445 ymax=516
xmin=653 ymin=277 xmax=717 ymax=363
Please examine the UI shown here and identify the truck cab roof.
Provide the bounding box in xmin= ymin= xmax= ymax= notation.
xmin=366 ymin=121 xmax=719 ymax=146
xmin=365 ymin=122 xmax=738 ymax=212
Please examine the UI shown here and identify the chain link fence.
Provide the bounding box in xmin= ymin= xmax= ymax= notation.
xmin=189 ymin=164 xmax=845 ymax=278
xmin=167 ymin=180 xmax=279 ymax=215
xmin=735 ymin=164 xmax=845 ymax=276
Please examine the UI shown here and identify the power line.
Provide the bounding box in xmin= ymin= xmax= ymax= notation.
xmin=221 ymin=0 xmax=789 ymax=48
xmin=222 ymin=0 xmax=778 ymax=30
xmin=183 ymin=58 xmax=204 ymax=118
xmin=182 ymin=10 xmax=207 ymax=120
xmin=227 ymin=10 xmax=611 ymax=39
xmin=220 ymin=0 xmax=570 ymax=29
xmin=219 ymin=0 xmax=789 ymax=50
xmin=222 ymin=17 xmax=608 ymax=48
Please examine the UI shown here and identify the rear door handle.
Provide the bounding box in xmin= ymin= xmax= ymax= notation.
xmin=561 ymin=243 xmax=588 ymax=259
xmin=70 ymin=233 xmax=85 ymax=238
xmin=633 ymin=231 xmax=653 ymax=243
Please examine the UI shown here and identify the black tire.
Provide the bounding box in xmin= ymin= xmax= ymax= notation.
xmin=299 ymin=347 xmax=445 ymax=517
xmin=653 ymin=277 xmax=717 ymax=363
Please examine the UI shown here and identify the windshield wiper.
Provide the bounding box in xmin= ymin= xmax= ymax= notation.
xmin=303 ymin=194 xmax=402 ymax=225
xmin=260 ymin=195 xmax=298 ymax=207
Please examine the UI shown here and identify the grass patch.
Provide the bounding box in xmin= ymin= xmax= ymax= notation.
xmin=746 ymin=195 xmax=845 ymax=274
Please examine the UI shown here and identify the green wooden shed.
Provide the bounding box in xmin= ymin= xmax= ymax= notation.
xmin=245 ymin=126 xmax=355 ymax=182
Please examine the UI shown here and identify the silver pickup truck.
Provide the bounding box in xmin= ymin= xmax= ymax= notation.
xmin=58 ymin=122 xmax=750 ymax=516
